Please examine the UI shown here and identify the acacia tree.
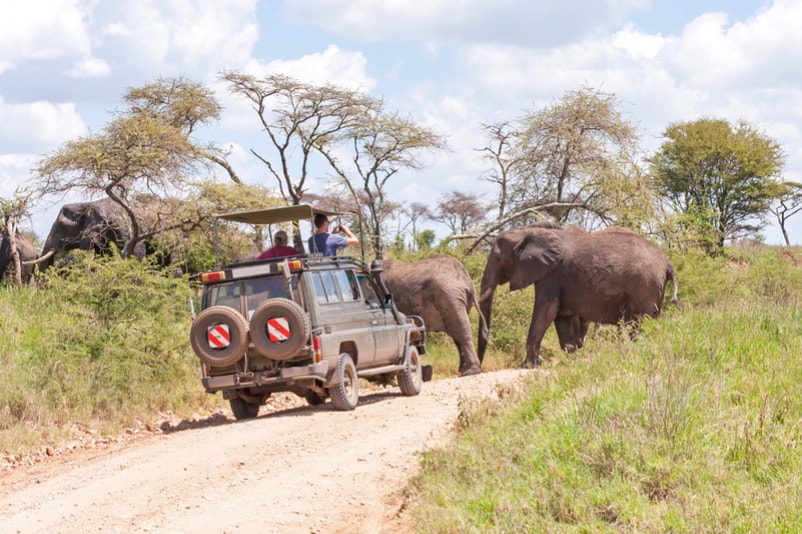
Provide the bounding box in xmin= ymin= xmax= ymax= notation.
xmin=434 ymin=190 xmax=487 ymax=235
xmin=317 ymin=108 xmax=447 ymax=258
xmin=769 ymin=181 xmax=802 ymax=246
xmin=477 ymin=121 xmax=516 ymax=220
xmin=507 ymin=87 xmax=638 ymax=228
xmin=221 ymin=72 xmax=378 ymax=205
xmin=650 ymin=117 xmax=785 ymax=249
xmin=125 ymin=76 xmax=241 ymax=184
xmin=402 ymin=202 xmax=432 ymax=251
xmin=33 ymin=77 xmax=235 ymax=260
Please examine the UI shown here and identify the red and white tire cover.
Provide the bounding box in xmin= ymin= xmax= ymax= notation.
xmin=190 ymin=305 xmax=249 ymax=367
xmin=249 ymin=298 xmax=310 ymax=360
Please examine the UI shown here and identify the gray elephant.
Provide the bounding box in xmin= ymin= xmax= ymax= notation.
xmin=380 ymin=254 xmax=487 ymax=376
xmin=36 ymin=198 xmax=145 ymax=269
xmin=478 ymin=225 xmax=679 ymax=367
xmin=0 ymin=229 xmax=38 ymax=283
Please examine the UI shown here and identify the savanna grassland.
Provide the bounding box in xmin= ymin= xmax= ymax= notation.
xmin=2 ymin=246 xmax=802 ymax=532
xmin=410 ymin=246 xmax=802 ymax=532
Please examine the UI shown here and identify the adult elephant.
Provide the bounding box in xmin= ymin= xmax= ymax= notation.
xmin=380 ymin=254 xmax=487 ymax=376
xmin=478 ymin=225 xmax=679 ymax=367
xmin=0 ymin=229 xmax=38 ymax=284
xmin=36 ymin=198 xmax=145 ymax=270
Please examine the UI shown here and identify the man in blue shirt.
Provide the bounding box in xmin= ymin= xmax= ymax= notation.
xmin=308 ymin=213 xmax=359 ymax=256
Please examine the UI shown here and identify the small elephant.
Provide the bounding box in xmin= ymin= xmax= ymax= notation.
xmin=37 ymin=198 xmax=146 ymax=269
xmin=478 ymin=224 xmax=679 ymax=367
xmin=380 ymin=254 xmax=487 ymax=376
xmin=0 ymin=229 xmax=38 ymax=284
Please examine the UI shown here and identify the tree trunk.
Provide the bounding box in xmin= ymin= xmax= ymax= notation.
xmin=7 ymin=218 xmax=22 ymax=288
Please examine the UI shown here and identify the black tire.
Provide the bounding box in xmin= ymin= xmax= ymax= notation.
xmin=250 ymin=298 xmax=311 ymax=360
xmin=398 ymin=345 xmax=423 ymax=396
xmin=229 ymin=397 xmax=260 ymax=420
xmin=190 ymin=306 xmax=249 ymax=367
xmin=329 ymin=354 xmax=358 ymax=411
xmin=304 ymin=390 xmax=326 ymax=406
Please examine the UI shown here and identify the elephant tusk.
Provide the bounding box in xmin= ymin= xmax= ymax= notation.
xmin=21 ymin=249 xmax=55 ymax=266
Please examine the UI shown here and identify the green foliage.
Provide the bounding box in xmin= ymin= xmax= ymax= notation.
xmin=416 ymin=229 xmax=436 ymax=251
xmin=0 ymin=256 xmax=209 ymax=451
xmin=407 ymin=245 xmax=802 ymax=532
xmin=650 ymin=117 xmax=785 ymax=250
xmin=486 ymin=85 xmax=650 ymax=229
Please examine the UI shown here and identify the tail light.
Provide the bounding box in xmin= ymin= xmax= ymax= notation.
xmin=312 ymin=335 xmax=322 ymax=363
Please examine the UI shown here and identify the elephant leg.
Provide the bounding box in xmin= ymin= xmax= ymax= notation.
xmin=524 ymin=296 xmax=559 ymax=367
xmin=448 ymin=312 xmax=482 ymax=377
xmin=455 ymin=339 xmax=482 ymax=377
xmin=554 ymin=315 xmax=587 ymax=353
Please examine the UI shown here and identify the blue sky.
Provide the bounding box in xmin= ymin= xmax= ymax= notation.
xmin=1 ymin=0 xmax=800 ymax=245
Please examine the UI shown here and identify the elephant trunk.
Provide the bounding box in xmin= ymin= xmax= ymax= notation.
xmin=477 ymin=282 xmax=496 ymax=363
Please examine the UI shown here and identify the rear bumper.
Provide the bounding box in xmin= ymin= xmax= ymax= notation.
xmin=202 ymin=360 xmax=329 ymax=392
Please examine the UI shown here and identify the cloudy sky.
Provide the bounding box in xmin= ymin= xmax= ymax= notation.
xmin=2 ymin=0 xmax=800 ymax=244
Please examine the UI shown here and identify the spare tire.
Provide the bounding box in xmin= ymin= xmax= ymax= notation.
xmin=249 ymin=298 xmax=310 ymax=360
xmin=190 ymin=305 xmax=249 ymax=367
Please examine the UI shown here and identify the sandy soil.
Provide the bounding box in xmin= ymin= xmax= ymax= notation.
xmin=0 ymin=369 xmax=531 ymax=534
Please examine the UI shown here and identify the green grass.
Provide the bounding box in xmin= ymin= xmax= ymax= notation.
xmin=4 ymin=245 xmax=802 ymax=532
xmin=406 ymin=245 xmax=802 ymax=532
xmin=0 ymin=254 xmax=218 ymax=452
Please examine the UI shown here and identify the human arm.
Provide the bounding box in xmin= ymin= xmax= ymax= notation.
xmin=334 ymin=224 xmax=359 ymax=246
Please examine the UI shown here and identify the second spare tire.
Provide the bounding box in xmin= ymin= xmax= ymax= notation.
xmin=249 ymin=298 xmax=311 ymax=360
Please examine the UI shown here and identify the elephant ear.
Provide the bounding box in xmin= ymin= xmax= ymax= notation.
xmin=509 ymin=230 xmax=565 ymax=291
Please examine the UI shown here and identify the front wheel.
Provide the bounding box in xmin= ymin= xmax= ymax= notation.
xmin=398 ymin=345 xmax=422 ymax=396
xmin=229 ymin=397 xmax=260 ymax=420
xmin=329 ymin=354 xmax=359 ymax=411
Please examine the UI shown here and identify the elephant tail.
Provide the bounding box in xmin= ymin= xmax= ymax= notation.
xmin=668 ymin=263 xmax=682 ymax=308
xmin=471 ymin=289 xmax=490 ymax=350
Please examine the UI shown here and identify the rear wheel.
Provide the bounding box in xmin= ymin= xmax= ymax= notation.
xmin=398 ymin=345 xmax=423 ymax=396
xmin=229 ymin=397 xmax=260 ymax=420
xmin=304 ymin=390 xmax=326 ymax=406
xmin=329 ymin=354 xmax=358 ymax=411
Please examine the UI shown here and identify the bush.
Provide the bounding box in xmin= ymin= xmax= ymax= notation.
xmin=0 ymin=255 xmax=212 ymax=452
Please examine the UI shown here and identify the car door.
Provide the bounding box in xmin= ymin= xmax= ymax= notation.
xmin=311 ymin=269 xmax=377 ymax=364
xmin=355 ymin=270 xmax=401 ymax=364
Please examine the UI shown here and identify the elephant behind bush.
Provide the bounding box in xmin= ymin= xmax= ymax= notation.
xmin=381 ymin=255 xmax=487 ymax=376
xmin=0 ymin=229 xmax=38 ymax=284
xmin=37 ymin=198 xmax=146 ymax=269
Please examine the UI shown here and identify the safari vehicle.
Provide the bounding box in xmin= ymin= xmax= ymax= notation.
xmin=189 ymin=205 xmax=427 ymax=419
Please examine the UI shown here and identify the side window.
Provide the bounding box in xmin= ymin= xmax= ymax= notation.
xmin=357 ymin=273 xmax=381 ymax=309
xmin=312 ymin=271 xmax=342 ymax=304
xmin=334 ymin=270 xmax=360 ymax=302
xmin=312 ymin=272 xmax=329 ymax=304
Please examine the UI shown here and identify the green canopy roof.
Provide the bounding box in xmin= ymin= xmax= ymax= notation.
xmin=214 ymin=204 xmax=345 ymax=226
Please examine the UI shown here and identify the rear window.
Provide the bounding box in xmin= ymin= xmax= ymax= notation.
xmin=205 ymin=276 xmax=293 ymax=319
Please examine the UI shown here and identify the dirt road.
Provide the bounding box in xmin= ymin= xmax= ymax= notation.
xmin=0 ymin=369 xmax=530 ymax=534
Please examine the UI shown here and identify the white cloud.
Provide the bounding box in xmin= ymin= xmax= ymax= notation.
xmin=669 ymin=0 xmax=802 ymax=89
xmin=611 ymin=24 xmax=671 ymax=61
xmin=0 ymin=154 xmax=38 ymax=194
xmin=0 ymin=99 xmax=87 ymax=153
xmin=0 ymin=0 xmax=93 ymax=75
xmin=67 ymin=57 xmax=111 ymax=78
xmin=260 ymin=45 xmax=376 ymax=92
xmin=96 ymin=0 xmax=259 ymax=78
